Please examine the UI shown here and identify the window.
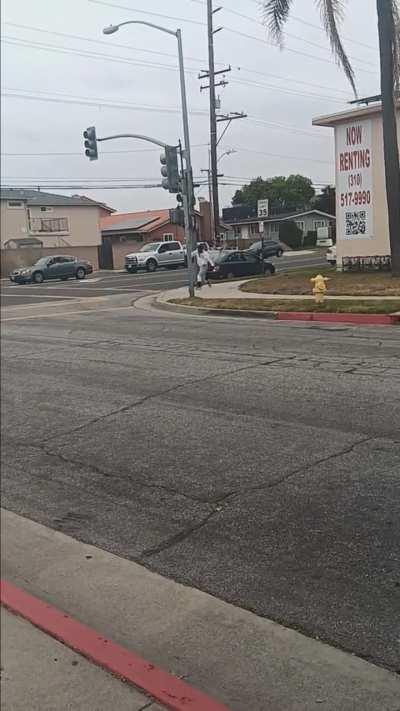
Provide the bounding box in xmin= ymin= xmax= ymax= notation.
xmin=158 ymin=243 xmax=170 ymax=254
xmin=249 ymin=223 xmax=260 ymax=235
xmin=233 ymin=225 xmax=241 ymax=236
xmin=242 ymin=253 xmax=258 ymax=263
xmin=314 ymin=220 xmax=326 ymax=230
xmin=269 ymin=223 xmax=279 ymax=233
xmin=295 ymin=221 xmax=305 ymax=234
xmin=7 ymin=200 xmax=24 ymax=209
xmin=30 ymin=217 xmax=69 ymax=233
xmin=168 ymin=242 xmax=181 ymax=251
xmin=40 ymin=206 xmax=53 ymax=213
xmin=163 ymin=233 xmax=174 ymax=241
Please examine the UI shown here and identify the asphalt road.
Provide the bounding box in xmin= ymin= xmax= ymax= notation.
xmin=2 ymin=283 xmax=399 ymax=673
xmin=1 ymin=251 xmax=326 ymax=307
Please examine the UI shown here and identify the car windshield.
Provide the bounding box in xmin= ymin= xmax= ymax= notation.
xmin=140 ymin=243 xmax=161 ymax=252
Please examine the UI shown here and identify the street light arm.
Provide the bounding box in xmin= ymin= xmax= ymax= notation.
xmin=103 ymin=20 xmax=177 ymax=37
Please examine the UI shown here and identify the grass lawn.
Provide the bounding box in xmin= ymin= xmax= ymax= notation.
xmin=170 ymin=297 xmax=400 ymax=314
xmin=240 ymin=267 xmax=400 ymax=296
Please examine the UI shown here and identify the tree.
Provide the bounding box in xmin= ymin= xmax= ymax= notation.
xmin=232 ymin=174 xmax=315 ymax=210
xmin=261 ymin=0 xmax=400 ymax=275
xmin=313 ymin=185 xmax=336 ymax=215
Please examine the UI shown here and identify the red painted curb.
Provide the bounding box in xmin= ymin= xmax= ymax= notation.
xmin=1 ymin=580 xmax=231 ymax=711
xmin=276 ymin=311 xmax=399 ymax=325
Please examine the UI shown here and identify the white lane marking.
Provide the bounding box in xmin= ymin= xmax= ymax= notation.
xmin=1 ymin=293 xmax=78 ymax=300
xmin=2 ymin=304 xmax=135 ymax=322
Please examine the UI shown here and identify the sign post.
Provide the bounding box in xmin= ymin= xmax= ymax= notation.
xmin=257 ymin=199 xmax=269 ymax=257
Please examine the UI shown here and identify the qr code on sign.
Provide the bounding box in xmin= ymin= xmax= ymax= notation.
xmin=345 ymin=211 xmax=366 ymax=236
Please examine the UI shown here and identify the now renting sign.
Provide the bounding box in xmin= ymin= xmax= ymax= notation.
xmin=336 ymin=119 xmax=374 ymax=239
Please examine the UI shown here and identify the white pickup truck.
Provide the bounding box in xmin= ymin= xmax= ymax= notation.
xmin=125 ymin=240 xmax=186 ymax=273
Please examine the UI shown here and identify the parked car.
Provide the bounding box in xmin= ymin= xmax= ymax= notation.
xmin=326 ymin=245 xmax=337 ymax=265
xmin=125 ymin=240 xmax=186 ymax=273
xmin=248 ymin=239 xmax=284 ymax=259
xmin=9 ymin=255 xmax=93 ymax=284
xmin=208 ymin=250 xmax=275 ymax=280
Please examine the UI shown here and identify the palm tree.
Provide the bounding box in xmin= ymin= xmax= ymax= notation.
xmin=261 ymin=0 xmax=400 ymax=275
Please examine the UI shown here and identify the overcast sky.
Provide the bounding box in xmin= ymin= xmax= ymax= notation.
xmin=1 ymin=0 xmax=380 ymax=212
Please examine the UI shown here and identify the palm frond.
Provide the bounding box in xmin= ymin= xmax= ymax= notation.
xmin=317 ymin=0 xmax=357 ymax=96
xmin=261 ymin=0 xmax=293 ymax=45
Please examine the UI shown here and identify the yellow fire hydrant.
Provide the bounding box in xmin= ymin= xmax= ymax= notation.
xmin=310 ymin=274 xmax=329 ymax=304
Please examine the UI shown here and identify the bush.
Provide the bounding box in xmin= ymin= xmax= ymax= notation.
xmin=279 ymin=221 xmax=303 ymax=250
xmin=304 ymin=231 xmax=317 ymax=248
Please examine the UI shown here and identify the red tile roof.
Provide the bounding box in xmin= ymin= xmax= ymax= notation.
xmin=100 ymin=209 xmax=170 ymax=233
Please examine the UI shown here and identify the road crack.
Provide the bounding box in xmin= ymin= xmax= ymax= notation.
xmin=40 ymin=355 xmax=295 ymax=444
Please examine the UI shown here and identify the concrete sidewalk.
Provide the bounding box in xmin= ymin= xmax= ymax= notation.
xmin=2 ymin=509 xmax=399 ymax=711
xmin=158 ymin=280 xmax=399 ymax=303
xmin=1 ymin=607 xmax=164 ymax=711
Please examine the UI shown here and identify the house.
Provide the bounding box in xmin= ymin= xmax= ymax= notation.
xmin=1 ymin=188 xmax=114 ymax=273
xmin=313 ymin=100 xmax=400 ymax=269
xmin=100 ymin=201 xmax=213 ymax=269
xmin=222 ymin=205 xmax=336 ymax=243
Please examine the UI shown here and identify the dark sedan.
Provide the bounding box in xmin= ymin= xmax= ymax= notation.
xmin=209 ymin=250 xmax=275 ymax=280
xmin=248 ymin=239 xmax=284 ymax=259
xmin=9 ymin=255 xmax=93 ymax=284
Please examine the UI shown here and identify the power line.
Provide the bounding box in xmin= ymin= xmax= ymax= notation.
xmin=2 ymin=89 xmax=209 ymax=116
xmin=1 ymin=143 xmax=209 ymax=157
xmin=242 ymin=0 xmax=378 ymax=51
xmin=2 ymin=37 xmax=198 ymax=76
xmin=3 ymin=21 xmax=213 ymax=66
xmin=86 ymin=0 xmax=377 ymax=74
xmin=212 ymin=5 xmax=377 ymax=66
xmin=3 ymin=39 xmax=354 ymax=105
xmin=3 ymin=22 xmax=353 ymax=98
xmin=1 ymin=88 xmax=339 ymax=130
xmin=223 ymin=28 xmax=376 ymax=76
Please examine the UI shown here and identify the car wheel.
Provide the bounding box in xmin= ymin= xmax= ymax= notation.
xmin=146 ymin=259 xmax=157 ymax=273
xmin=32 ymin=271 xmax=44 ymax=284
xmin=126 ymin=267 xmax=137 ymax=274
xmin=276 ymin=248 xmax=283 ymax=257
xmin=76 ymin=267 xmax=86 ymax=280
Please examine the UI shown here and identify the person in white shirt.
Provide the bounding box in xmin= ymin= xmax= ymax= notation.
xmin=194 ymin=243 xmax=214 ymax=288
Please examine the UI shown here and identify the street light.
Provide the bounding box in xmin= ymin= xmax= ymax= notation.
xmin=102 ymin=20 xmax=196 ymax=296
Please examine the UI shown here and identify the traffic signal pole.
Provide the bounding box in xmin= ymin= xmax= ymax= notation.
xmin=102 ymin=20 xmax=196 ymax=297
xmin=176 ymin=28 xmax=195 ymax=297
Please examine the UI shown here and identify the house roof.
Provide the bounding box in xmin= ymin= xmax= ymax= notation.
xmin=313 ymin=100 xmax=400 ymax=127
xmin=101 ymin=209 xmax=171 ymax=234
xmin=0 ymin=188 xmax=114 ymax=212
xmin=223 ymin=209 xmax=335 ymax=226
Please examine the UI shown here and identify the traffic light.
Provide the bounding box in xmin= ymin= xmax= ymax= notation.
xmin=83 ymin=126 xmax=98 ymax=161
xmin=160 ymin=145 xmax=180 ymax=193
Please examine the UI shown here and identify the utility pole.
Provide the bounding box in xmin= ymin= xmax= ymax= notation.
xmin=200 ymin=2 xmax=246 ymax=244
xmin=206 ymin=0 xmax=220 ymax=242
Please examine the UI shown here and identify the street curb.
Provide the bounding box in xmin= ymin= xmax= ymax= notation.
xmin=0 ymin=579 xmax=231 ymax=711
xmin=276 ymin=311 xmax=400 ymax=325
xmin=156 ymin=298 xmax=400 ymax=326
xmin=156 ymin=298 xmax=276 ymax=319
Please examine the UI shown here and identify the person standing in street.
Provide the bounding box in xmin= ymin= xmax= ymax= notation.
xmin=195 ymin=243 xmax=214 ymax=288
